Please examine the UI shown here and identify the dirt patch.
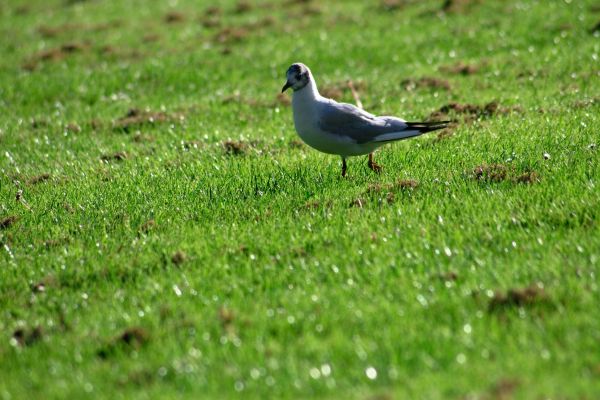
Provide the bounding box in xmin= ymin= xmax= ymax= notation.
xmin=100 ymin=151 xmax=128 ymax=162
xmin=214 ymin=27 xmax=250 ymax=44
xmin=303 ymin=201 xmax=321 ymax=210
xmin=164 ymin=11 xmax=185 ymax=23
xmin=488 ymin=284 xmax=549 ymax=312
xmin=31 ymin=118 xmax=50 ymax=129
xmin=515 ymin=171 xmax=540 ymax=184
xmin=320 ymin=85 xmax=343 ymax=100
xmin=380 ymin=0 xmax=407 ymax=11
xmin=66 ymin=123 xmax=81 ymax=133
xmin=142 ymin=33 xmax=160 ymax=43
xmin=472 ymin=164 xmax=508 ymax=182
xmin=471 ymin=164 xmax=540 ymax=185
xmin=402 ymin=77 xmax=451 ymax=91
xmin=433 ymin=126 xmax=457 ymax=141
xmin=98 ymin=327 xmax=149 ymax=358
xmin=301 ymin=200 xmax=332 ymax=211
xmin=366 ymin=179 xmax=419 ymax=194
xmin=31 ymin=275 xmax=58 ymax=292
xmin=182 ymin=140 xmax=202 ymax=150
xmin=12 ymin=326 xmax=43 ymax=346
xmin=223 ymin=140 xmax=247 ymax=155
xmin=28 ymin=173 xmax=51 ymax=185
xmin=171 ymin=250 xmax=187 ymax=265
xmin=43 ymin=237 xmax=70 ymax=248
xmin=218 ymin=307 xmax=236 ymax=335
xmin=489 ymin=378 xmax=519 ymax=400
xmin=441 ymin=0 xmax=477 ymax=13
xmin=436 ymin=271 xmax=458 ymax=282
xmin=429 ymin=101 xmax=520 ymax=122
xmin=139 ymin=219 xmax=155 ymax=233
xmin=204 ymin=5 xmax=222 ymax=16
xmin=234 ymin=1 xmax=252 ymax=13
xmin=1 ymin=215 xmax=18 ymax=230
xmin=200 ymin=16 xmax=221 ymax=28
xmin=572 ymin=97 xmax=599 ymax=109
xmin=320 ymin=80 xmax=367 ymax=102
xmin=439 ymin=61 xmax=480 ymax=75
xmin=350 ymin=198 xmax=365 ymax=208
xmin=396 ymin=179 xmax=419 ymax=190
xmin=289 ymin=139 xmax=304 ymax=149
xmin=275 ymin=92 xmax=291 ymax=106
xmin=37 ymin=21 xmax=121 ymax=38
xmin=23 ymin=42 xmax=88 ymax=70
xmin=114 ymin=108 xmax=181 ymax=131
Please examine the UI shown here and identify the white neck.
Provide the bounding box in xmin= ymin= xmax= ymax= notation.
xmin=293 ymin=77 xmax=320 ymax=101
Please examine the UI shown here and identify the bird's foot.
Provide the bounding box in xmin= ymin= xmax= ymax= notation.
xmin=368 ymin=160 xmax=382 ymax=174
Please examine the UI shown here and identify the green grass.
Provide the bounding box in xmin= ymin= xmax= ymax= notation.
xmin=1 ymin=0 xmax=599 ymax=398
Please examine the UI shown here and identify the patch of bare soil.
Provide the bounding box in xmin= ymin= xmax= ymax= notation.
xmin=31 ymin=275 xmax=58 ymax=292
xmin=171 ymin=250 xmax=187 ymax=265
xmin=358 ymin=179 xmax=419 ymax=206
xmin=472 ymin=164 xmax=508 ymax=182
xmin=139 ymin=219 xmax=155 ymax=233
xmin=488 ymin=378 xmax=520 ymax=400
xmin=28 ymin=173 xmax=51 ymax=185
xmin=439 ymin=61 xmax=480 ymax=75
xmin=12 ymin=326 xmax=43 ymax=346
xmin=429 ymin=101 xmax=521 ymax=122
xmin=349 ymin=198 xmax=365 ymax=208
xmin=488 ymin=284 xmax=550 ymax=312
xmin=470 ymin=164 xmax=540 ymax=185
xmin=98 ymin=327 xmax=149 ymax=358
xmin=214 ymin=27 xmax=250 ymax=44
xmin=23 ymin=42 xmax=88 ymax=70
xmin=234 ymin=1 xmax=252 ymax=13
xmin=289 ymin=139 xmax=304 ymax=149
xmin=223 ymin=140 xmax=247 ymax=155
xmin=515 ymin=171 xmax=540 ymax=184
xmin=402 ymin=77 xmax=451 ymax=91
xmin=320 ymin=80 xmax=367 ymax=101
xmin=1 ymin=215 xmax=18 ymax=229
xmin=275 ymin=92 xmax=291 ymax=106
xmin=113 ymin=108 xmax=182 ymax=131
xmin=37 ymin=21 xmax=121 ymax=38
xmin=204 ymin=6 xmax=222 ymax=16
xmin=572 ymin=97 xmax=599 ymax=109
xmin=100 ymin=151 xmax=128 ymax=162
xmin=380 ymin=0 xmax=407 ymax=11
xmin=441 ymin=0 xmax=478 ymax=13
xmin=218 ymin=307 xmax=236 ymax=335
xmin=164 ymin=11 xmax=185 ymax=23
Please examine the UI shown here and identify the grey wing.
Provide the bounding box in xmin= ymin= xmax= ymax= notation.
xmin=317 ymin=101 xmax=408 ymax=144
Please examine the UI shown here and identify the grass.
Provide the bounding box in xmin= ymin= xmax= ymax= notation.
xmin=0 ymin=0 xmax=599 ymax=398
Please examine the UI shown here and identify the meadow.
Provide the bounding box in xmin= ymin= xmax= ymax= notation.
xmin=0 ymin=0 xmax=599 ymax=398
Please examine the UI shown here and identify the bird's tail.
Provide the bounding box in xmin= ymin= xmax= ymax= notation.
xmin=373 ymin=121 xmax=450 ymax=143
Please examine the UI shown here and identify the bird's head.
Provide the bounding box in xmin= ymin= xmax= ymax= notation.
xmin=281 ymin=63 xmax=311 ymax=93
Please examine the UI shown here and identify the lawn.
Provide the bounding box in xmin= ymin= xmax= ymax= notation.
xmin=1 ymin=0 xmax=599 ymax=398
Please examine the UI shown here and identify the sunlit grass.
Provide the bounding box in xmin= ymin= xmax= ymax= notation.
xmin=1 ymin=0 xmax=599 ymax=398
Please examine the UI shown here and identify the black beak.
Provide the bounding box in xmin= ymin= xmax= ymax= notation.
xmin=281 ymin=81 xmax=292 ymax=93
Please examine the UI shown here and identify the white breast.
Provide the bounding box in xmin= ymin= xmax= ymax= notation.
xmin=291 ymin=89 xmax=374 ymax=156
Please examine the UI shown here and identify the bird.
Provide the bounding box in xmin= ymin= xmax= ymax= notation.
xmin=281 ymin=63 xmax=449 ymax=177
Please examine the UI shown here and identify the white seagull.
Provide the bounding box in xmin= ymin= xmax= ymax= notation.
xmin=281 ymin=63 xmax=449 ymax=176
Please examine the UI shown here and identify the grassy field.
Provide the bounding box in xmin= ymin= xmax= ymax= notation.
xmin=1 ymin=0 xmax=599 ymax=398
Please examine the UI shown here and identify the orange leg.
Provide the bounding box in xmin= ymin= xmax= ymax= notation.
xmin=368 ymin=153 xmax=382 ymax=173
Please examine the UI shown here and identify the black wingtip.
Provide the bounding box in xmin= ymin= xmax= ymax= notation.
xmin=406 ymin=121 xmax=451 ymax=133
